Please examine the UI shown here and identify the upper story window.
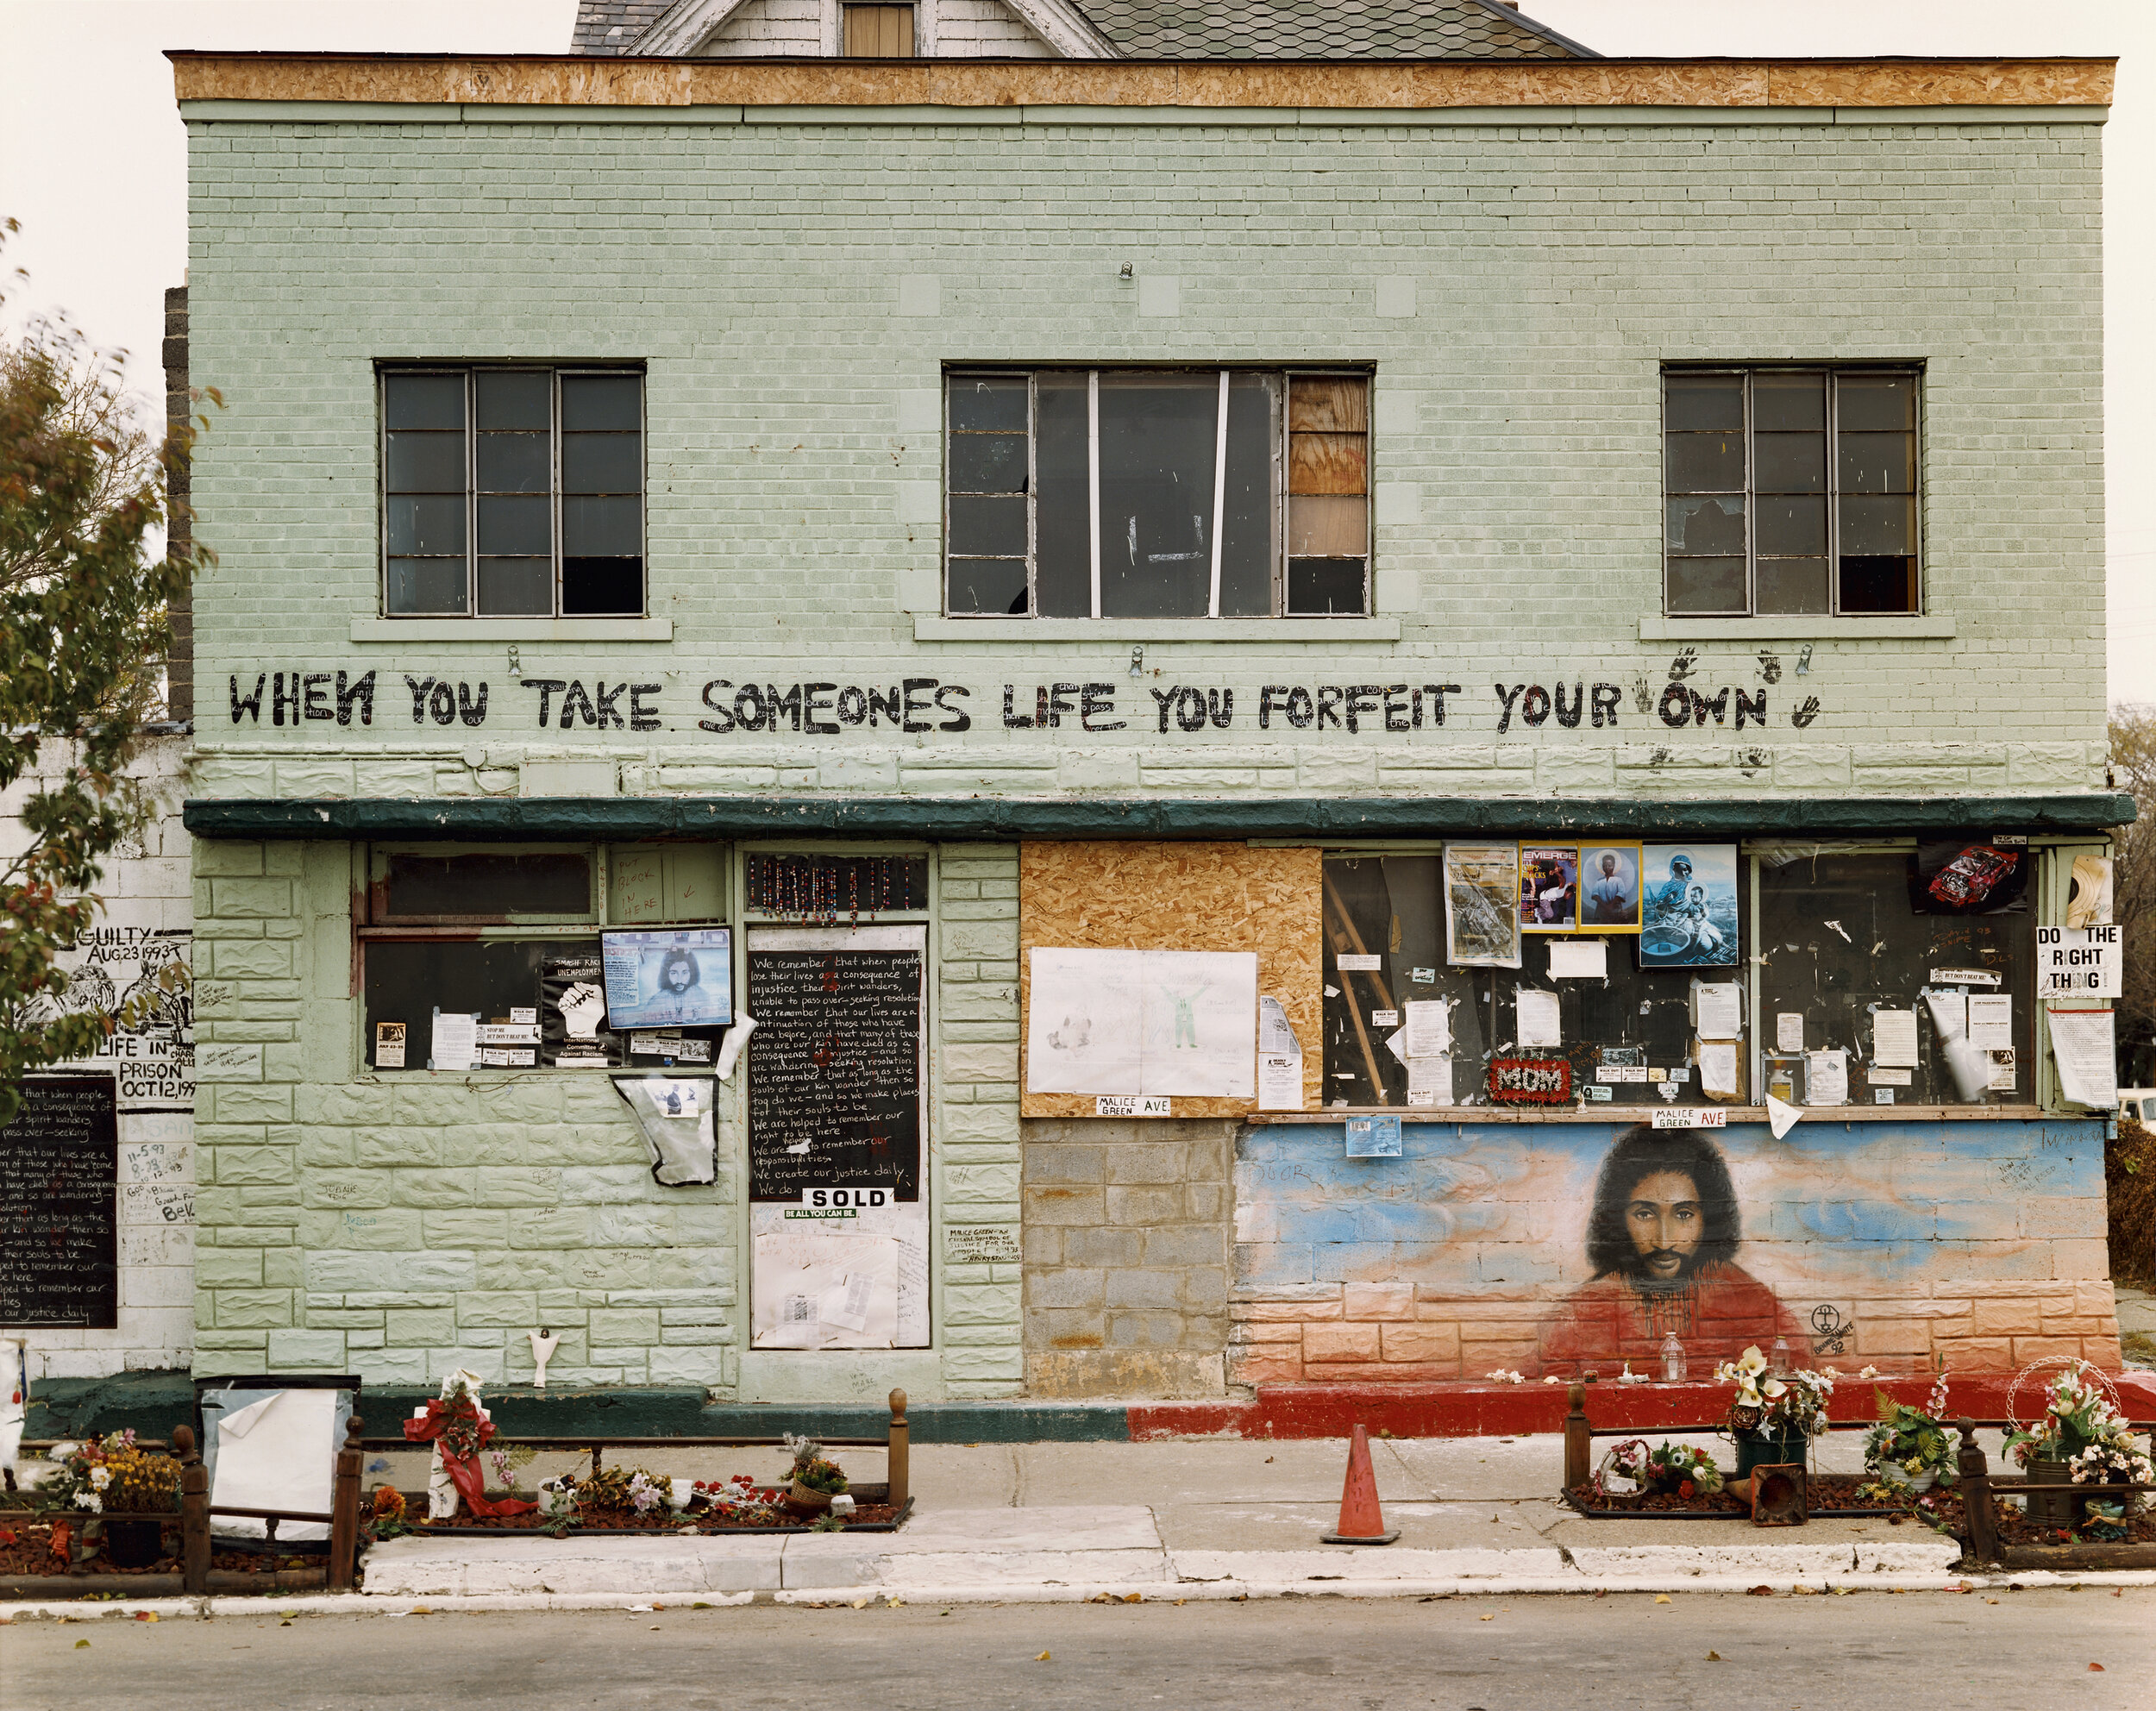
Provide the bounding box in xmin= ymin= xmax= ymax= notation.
xmin=381 ymin=367 xmax=644 ymax=617
xmin=843 ymin=4 xmax=915 ymax=56
xmin=1664 ymin=367 xmax=1920 ymax=617
xmin=944 ymin=368 xmax=1371 ymax=620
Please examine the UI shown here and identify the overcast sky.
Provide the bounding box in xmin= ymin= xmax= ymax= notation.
xmin=2 ymin=0 xmax=2147 ymax=705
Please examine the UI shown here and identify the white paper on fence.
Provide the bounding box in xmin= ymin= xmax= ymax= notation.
xmin=1775 ymin=1012 xmax=1805 ymax=1054
xmin=429 ymin=1011 xmax=477 ymax=1072
xmin=750 ymin=1232 xmax=899 ymax=1349
xmin=1871 ymin=1008 xmax=1919 ymax=1069
xmin=1805 ymin=1049 xmax=1849 ymax=1106
xmin=611 ymin=1076 xmax=717 ymax=1186
xmin=1546 ymin=939 xmax=1608 ymax=980
xmin=1403 ymin=1000 xmax=1451 ymax=1057
xmin=1765 ymin=1094 xmax=1803 ymax=1139
xmin=1407 ymin=1056 xmax=1451 ymax=1102
xmin=1696 ymin=1039 xmax=1741 ymax=1100
xmin=1692 ymin=981 xmax=1744 ymax=1042
xmin=2048 ymin=1009 xmax=2119 ymax=1109
xmin=1514 ymin=989 xmax=1563 ymax=1049
xmin=1383 ymin=1026 xmax=1409 ymax=1067
xmin=1138 ymin=950 xmax=1258 ymax=1098
xmin=1257 ymin=996 xmax=1304 ymax=1110
xmin=749 ymin=1201 xmax=928 ymax=1347
xmin=1026 ymin=947 xmax=1145 ymax=1094
xmin=210 ymin=1388 xmax=339 ymax=1541
xmin=1924 ymin=989 xmax=1968 ymax=1040
xmin=1966 ymin=995 xmax=2014 ymax=1050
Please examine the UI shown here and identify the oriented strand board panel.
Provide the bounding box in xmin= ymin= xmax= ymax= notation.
xmin=1020 ymin=842 xmax=1320 ymax=1119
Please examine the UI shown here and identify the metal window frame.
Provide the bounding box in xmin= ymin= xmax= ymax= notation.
xmin=378 ymin=363 xmax=649 ymax=621
xmin=1660 ymin=362 xmax=1924 ymax=620
xmin=940 ymin=364 xmax=1371 ymax=622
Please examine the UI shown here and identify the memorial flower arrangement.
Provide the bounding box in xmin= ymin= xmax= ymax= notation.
xmin=1714 ymin=1344 xmax=1833 ymax=1441
xmin=2004 ymin=1364 xmax=2150 ymax=1499
xmin=369 ymin=1485 xmax=411 ymax=1540
xmin=1593 ymin=1438 xmax=1724 ymax=1499
xmin=38 ymin=1431 xmax=179 ymax=1515
xmin=783 ymin=1433 xmax=849 ymax=1497
xmin=692 ymin=1473 xmax=787 ymax=1520
xmin=1862 ymin=1373 xmax=1959 ymax=1493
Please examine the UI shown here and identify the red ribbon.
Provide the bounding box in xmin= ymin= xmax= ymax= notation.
xmin=403 ymin=1399 xmax=538 ymax=1520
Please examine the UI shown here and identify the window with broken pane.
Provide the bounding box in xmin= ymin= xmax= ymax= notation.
xmin=1663 ymin=367 xmax=1920 ymax=618
xmin=943 ymin=368 xmax=1362 ymax=619
xmin=382 ymin=367 xmax=643 ymax=618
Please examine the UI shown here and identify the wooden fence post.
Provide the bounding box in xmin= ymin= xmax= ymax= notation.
xmin=174 ymin=1423 xmax=210 ymax=1595
xmin=887 ymin=1388 xmax=909 ymax=1513
xmin=329 ymin=1413 xmax=364 ymax=1592
xmin=1564 ymin=1382 xmax=1591 ymax=1491
xmin=1956 ymin=1418 xmax=1998 ymax=1567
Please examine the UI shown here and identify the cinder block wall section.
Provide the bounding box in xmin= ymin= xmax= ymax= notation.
xmin=1023 ymin=1119 xmax=1234 ymax=1398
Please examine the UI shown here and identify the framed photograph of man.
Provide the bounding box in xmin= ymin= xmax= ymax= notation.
xmin=1578 ymin=843 xmax=1644 ymax=932
xmin=1639 ymin=844 xmax=1739 ymax=968
xmin=1518 ymin=846 xmax=1579 ymax=932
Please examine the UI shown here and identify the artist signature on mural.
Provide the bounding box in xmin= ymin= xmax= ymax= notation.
xmin=1809 ymin=1302 xmax=1854 ymax=1356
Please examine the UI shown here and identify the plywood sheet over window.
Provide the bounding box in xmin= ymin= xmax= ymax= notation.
xmin=1019 ymin=843 xmax=1321 ymax=1118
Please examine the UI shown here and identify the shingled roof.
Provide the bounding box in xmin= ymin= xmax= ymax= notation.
xmin=570 ymin=0 xmax=1595 ymax=60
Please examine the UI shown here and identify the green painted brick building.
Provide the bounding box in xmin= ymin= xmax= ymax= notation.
xmin=164 ymin=38 xmax=2130 ymax=1416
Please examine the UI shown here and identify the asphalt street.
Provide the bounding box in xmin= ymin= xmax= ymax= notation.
xmin=5 ymin=1587 xmax=2150 ymax=1710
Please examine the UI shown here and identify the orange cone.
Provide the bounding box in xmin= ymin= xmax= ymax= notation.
xmin=1320 ymin=1423 xmax=1400 ymax=1545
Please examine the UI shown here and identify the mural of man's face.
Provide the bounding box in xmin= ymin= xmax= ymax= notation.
xmin=1625 ymin=1169 xmax=1703 ymax=1279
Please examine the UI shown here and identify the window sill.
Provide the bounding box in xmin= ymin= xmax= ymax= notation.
xmin=1249 ymin=1102 xmax=2050 ymax=1124
xmin=349 ymin=617 xmax=672 ymax=643
xmin=1639 ymin=616 xmax=1954 ymax=642
xmin=912 ymin=616 xmax=1402 ymax=642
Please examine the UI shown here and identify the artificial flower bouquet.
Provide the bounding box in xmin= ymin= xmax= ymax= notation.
xmin=1862 ymin=1373 xmax=1960 ymax=1493
xmin=35 ymin=1430 xmax=179 ymax=1517
xmin=1713 ymin=1344 xmax=1833 ymax=1442
xmin=783 ymin=1432 xmax=849 ymax=1497
xmin=1593 ymin=1438 xmax=1724 ymax=1499
xmin=2006 ymin=1365 xmax=2153 ymax=1506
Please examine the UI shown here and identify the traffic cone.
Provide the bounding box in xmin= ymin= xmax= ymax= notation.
xmin=1320 ymin=1423 xmax=1400 ymax=1545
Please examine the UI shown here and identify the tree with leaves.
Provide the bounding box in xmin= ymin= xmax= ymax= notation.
xmin=2112 ymin=705 xmax=2156 ymax=1088
xmin=0 ymin=220 xmax=216 ymax=1127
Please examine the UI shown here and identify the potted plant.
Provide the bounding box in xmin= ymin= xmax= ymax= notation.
xmin=2005 ymin=1363 xmax=2153 ymax=1528
xmin=782 ymin=1433 xmax=849 ymax=1515
xmin=34 ymin=1431 xmax=179 ymax=1568
xmin=1863 ymin=1374 xmax=1960 ymax=1495
xmin=1713 ymin=1345 xmax=1833 ymax=1478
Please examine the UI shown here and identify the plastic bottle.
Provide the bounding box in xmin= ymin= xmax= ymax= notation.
xmin=1660 ymin=1332 xmax=1686 ymax=1382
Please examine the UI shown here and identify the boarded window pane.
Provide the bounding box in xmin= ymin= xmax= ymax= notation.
xmin=475 ymin=370 xmax=550 ymax=430
xmin=843 ymin=3 xmax=914 ymax=56
xmin=1287 ymin=557 xmax=1366 ymax=616
xmin=560 ymin=374 xmax=641 ymax=431
xmin=386 ymin=557 xmax=468 ymax=615
xmin=1288 ymin=431 xmax=1366 ymax=497
xmin=1097 ymin=373 xmax=1217 ymax=620
xmin=1837 ymin=431 xmax=1915 ymax=495
xmin=479 ymin=495 xmax=552 ymax=556
xmin=1033 ymin=374 xmax=1089 ymax=617
xmin=1836 ymin=374 xmax=1915 ymax=431
xmin=385 ymin=852 xmax=592 ymax=919
xmin=385 ymin=373 xmax=465 ymax=430
xmin=563 ymin=495 xmax=641 ymax=557
xmin=948 ymin=494 xmax=1027 ymax=558
xmin=1664 ymin=555 xmax=1745 ymax=614
xmin=1664 ymin=432 xmax=1745 ymax=492
xmin=1287 ymin=375 xmax=1368 ymax=432
xmin=1756 ymin=557 xmax=1831 ymax=614
xmin=948 ymin=432 xmax=1028 ymax=494
xmin=1839 ymin=556 xmax=1918 ymax=614
xmin=1666 ymin=495 xmax=1745 ymax=556
xmin=1754 ymin=431 xmax=1826 ymax=493
xmin=476 ymin=432 xmax=548 ymax=493
xmin=1752 ymin=373 xmax=1826 ymax=430
xmin=949 ymin=375 xmax=1028 ymax=432
xmin=561 ymin=432 xmax=641 ymax=495
xmin=561 ymin=555 xmax=642 ymax=615
xmin=1839 ymin=494 xmax=1915 ymax=556
xmin=947 ymin=557 xmax=1030 ymax=616
xmin=478 ymin=558 xmax=553 ymax=616
xmin=1664 ymin=375 xmax=1742 ymax=432
xmin=1287 ymin=494 xmax=1367 ymax=558
xmin=386 ymin=494 xmax=467 ymax=555
xmin=387 ymin=431 xmax=467 ymax=492
xmin=1755 ymin=495 xmax=1827 ymax=556
xmin=1218 ymin=372 xmax=1280 ymax=617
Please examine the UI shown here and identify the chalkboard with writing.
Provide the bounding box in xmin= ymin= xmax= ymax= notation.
xmin=747 ymin=931 xmax=924 ymax=1203
xmin=0 ymin=1076 xmax=119 ymax=1327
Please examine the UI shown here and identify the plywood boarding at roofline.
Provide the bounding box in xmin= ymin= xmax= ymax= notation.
xmin=1020 ymin=842 xmax=1321 ymax=1118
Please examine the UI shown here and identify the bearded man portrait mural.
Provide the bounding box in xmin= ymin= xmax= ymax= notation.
xmin=1538 ymin=1126 xmax=1808 ymax=1374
